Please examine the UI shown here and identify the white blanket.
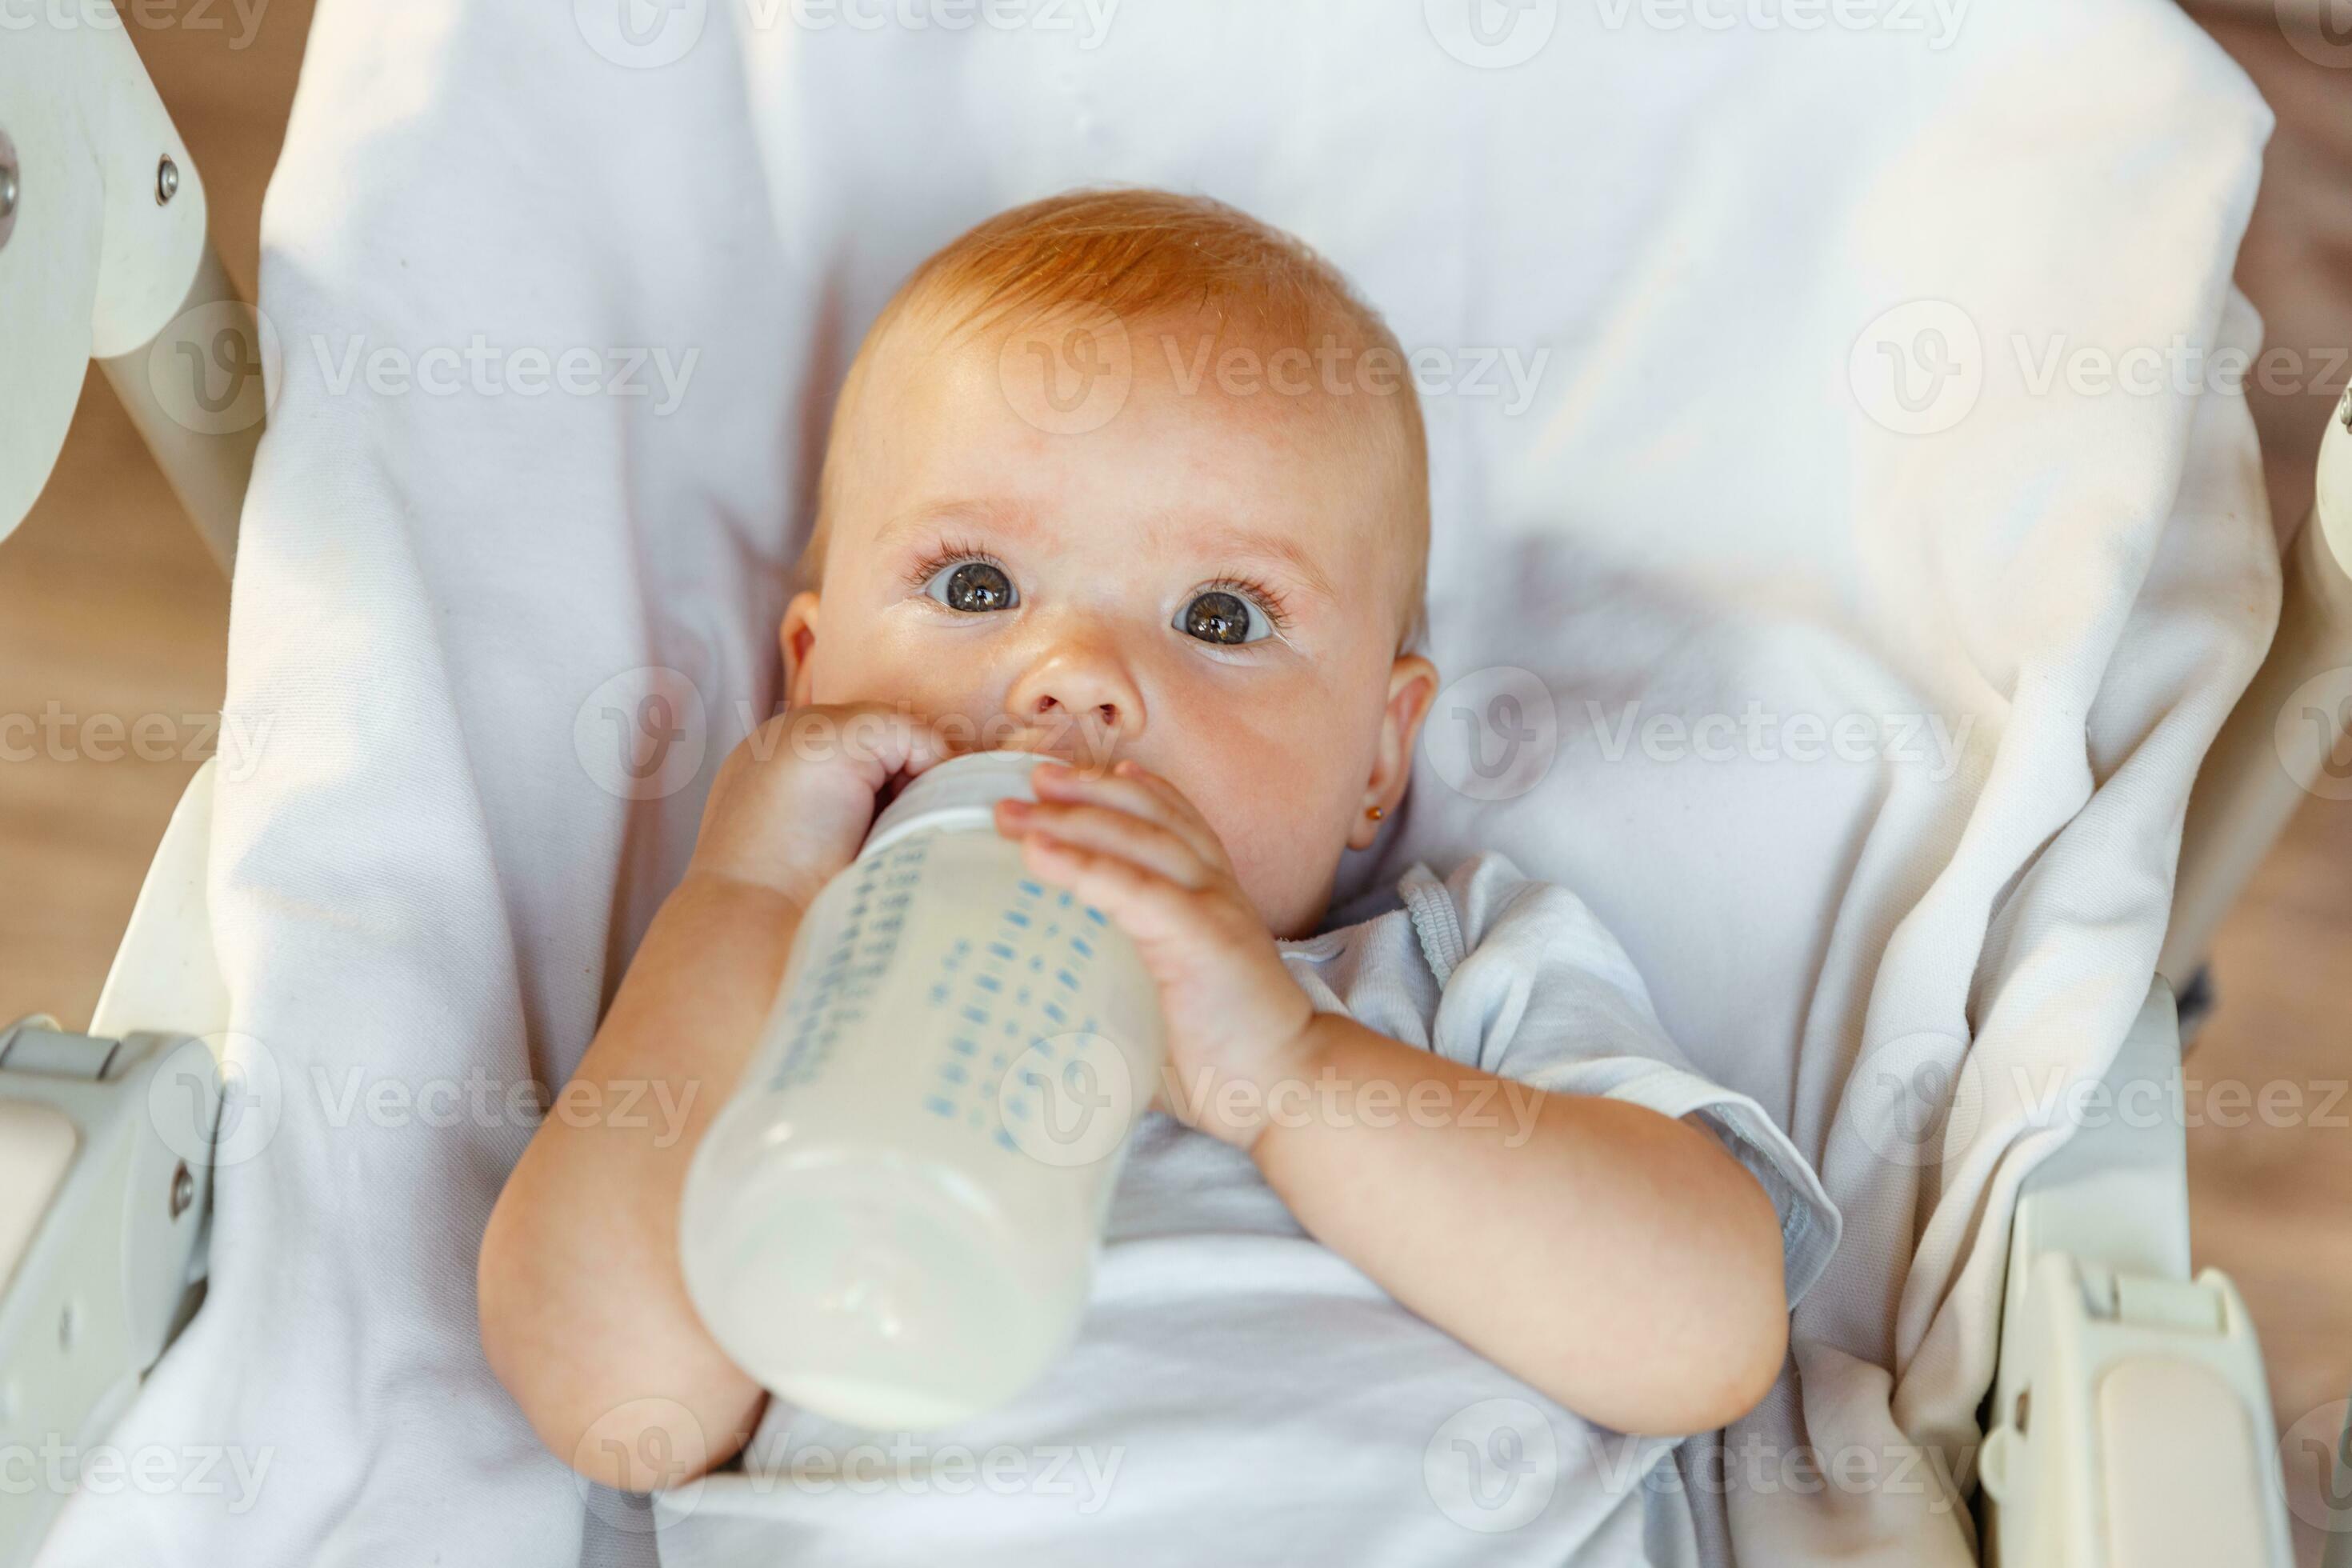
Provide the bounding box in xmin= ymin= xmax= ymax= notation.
xmin=39 ymin=1 xmax=2276 ymax=1564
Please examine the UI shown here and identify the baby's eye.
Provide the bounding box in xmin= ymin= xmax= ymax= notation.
xmin=1175 ymin=588 xmax=1273 ymax=646
xmin=924 ymin=559 xmax=1018 ymax=614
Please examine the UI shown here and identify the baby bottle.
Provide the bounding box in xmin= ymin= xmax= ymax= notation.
xmin=678 ymin=751 xmax=1166 ymax=1430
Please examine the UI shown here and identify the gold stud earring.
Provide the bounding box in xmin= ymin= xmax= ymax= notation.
xmin=1366 ymin=805 xmax=1385 ymax=822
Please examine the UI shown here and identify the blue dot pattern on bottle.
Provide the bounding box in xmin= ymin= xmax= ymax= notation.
xmin=770 ymin=841 xmax=930 ymax=1094
xmin=769 ymin=846 xmax=1116 ymax=1158
xmin=929 ymin=876 xmax=1114 ymax=1154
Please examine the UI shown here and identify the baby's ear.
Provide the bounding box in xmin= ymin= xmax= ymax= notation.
xmin=779 ymin=591 xmax=822 ymax=709
xmin=1351 ymin=654 xmax=1439 ymax=850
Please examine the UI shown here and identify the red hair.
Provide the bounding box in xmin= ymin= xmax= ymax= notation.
xmin=809 ymin=189 xmax=1430 ymax=646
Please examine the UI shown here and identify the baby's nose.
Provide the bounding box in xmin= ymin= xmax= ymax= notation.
xmin=1006 ymin=642 xmax=1146 ymax=754
xmin=1036 ymin=691 xmax=1122 ymax=729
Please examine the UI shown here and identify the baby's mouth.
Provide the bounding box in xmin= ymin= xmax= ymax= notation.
xmin=995 ymin=726 xmax=1121 ymax=776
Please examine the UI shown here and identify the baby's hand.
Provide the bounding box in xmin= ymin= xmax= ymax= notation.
xmin=995 ymin=761 xmax=1317 ymax=1150
xmin=689 ymin=703 xmax=957 ymax=910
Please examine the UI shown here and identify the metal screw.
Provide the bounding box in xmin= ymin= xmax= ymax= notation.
xmin=170 ymin=1161 xmax=196 ymax=1219
xmin=0 ymin=128 xmax=18 ymax=254
xmin=157 ymin=154 xmax=178 ymax=206
xmin=2013 ymin=1386 xmax=2030 ymax=1437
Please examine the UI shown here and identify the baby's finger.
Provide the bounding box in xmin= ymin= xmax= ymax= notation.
xmin=792 ymin=703 xmax=962 ymax=789
xmin=1013 ymin=831 xmax=1208 ymax=950
xmin=1030 ymin=762 xmax=1181 ymax=823
xmin=1111 ymin=762 xmax=1227 ymax=846
xmin=996 ymin=799 xmax=1209 ymax=889
xmin=1030 ymin=762 xmax=1228 ymax=870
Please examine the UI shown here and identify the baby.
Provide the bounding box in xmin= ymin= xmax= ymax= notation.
xmin=479 ymin=190 xmax=1836 ymax=1561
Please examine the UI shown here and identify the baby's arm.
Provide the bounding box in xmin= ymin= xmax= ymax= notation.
xmin=477 ymin=707 xmax=952 ymax=1488
xmin=1251 ymin=1020 xmax=1787 ymax=1435
xmin=998 ymin=762 xmax=1788 ymax=1438
xmin=477 ymin=870 xmax=786 ymax=1488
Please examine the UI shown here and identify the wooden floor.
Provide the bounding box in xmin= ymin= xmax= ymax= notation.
xmin=2 ymin=4 xmax=2344 ymax=1558
xmin=2196 ymin=798 xmax=2352 ymax=1564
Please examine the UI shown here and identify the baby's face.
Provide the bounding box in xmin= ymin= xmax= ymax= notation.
xmin=784 ymin=307 xmax=1435 ymax=938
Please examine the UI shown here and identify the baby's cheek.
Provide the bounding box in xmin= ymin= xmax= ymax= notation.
xmin=1210 ymin=798 xmax=1343 ymax=931
xmin=812 ymin=644 xmax=989 ymax=727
